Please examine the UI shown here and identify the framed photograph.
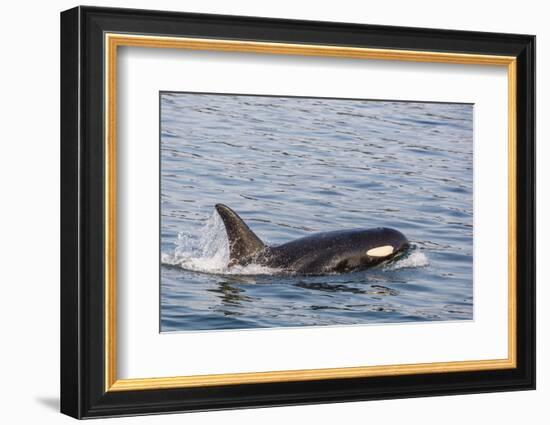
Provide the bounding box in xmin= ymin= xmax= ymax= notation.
xmin=60 ymin=6 xmax=535 ymax=419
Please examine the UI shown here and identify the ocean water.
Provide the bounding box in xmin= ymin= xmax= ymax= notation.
xmin=160 ymin=93 xmax=473 ymax=332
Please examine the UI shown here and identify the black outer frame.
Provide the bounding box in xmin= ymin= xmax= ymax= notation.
xmin=60 ymin=5 xmax=535 ymax=419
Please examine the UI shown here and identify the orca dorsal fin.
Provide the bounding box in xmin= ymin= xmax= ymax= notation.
xmin=215 ymin=204 xmax=265 ymax=266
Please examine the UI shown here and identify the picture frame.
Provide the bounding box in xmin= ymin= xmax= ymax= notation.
xmin=60 ymin=5 xmax=535 ymax=419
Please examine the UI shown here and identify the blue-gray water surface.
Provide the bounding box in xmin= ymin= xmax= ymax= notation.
xmin=160 ymin=93 xmax=473 ymax=332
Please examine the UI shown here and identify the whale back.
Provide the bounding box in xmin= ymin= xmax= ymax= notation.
xmin=215 ymin=204 xmax=266 ymax=266
xmin=268 ymin=227 xmax=409 ymax=274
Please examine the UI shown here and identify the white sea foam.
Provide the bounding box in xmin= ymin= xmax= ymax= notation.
xmin=386 ymin=250 xmax=429 ymax=270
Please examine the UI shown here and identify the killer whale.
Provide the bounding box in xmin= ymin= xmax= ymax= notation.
xmin=215 ymin=204 xmax=409 ymax=275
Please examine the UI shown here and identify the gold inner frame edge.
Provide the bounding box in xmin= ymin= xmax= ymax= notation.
xmin=104 ymin=33 xmax=518 ymax=392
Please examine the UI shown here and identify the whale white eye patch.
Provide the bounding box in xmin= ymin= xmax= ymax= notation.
xmin=366 ymin=245 xmax=394 ymax=257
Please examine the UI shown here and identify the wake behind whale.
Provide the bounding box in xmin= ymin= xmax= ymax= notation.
xmin=162 ymin=205 xmax=428 ymax=276
xmin=161 ymin=208 xmax=277 ymax=275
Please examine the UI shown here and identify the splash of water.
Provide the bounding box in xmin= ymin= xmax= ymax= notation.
xmin=161 ymin=210 xmax=276 ymax=275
